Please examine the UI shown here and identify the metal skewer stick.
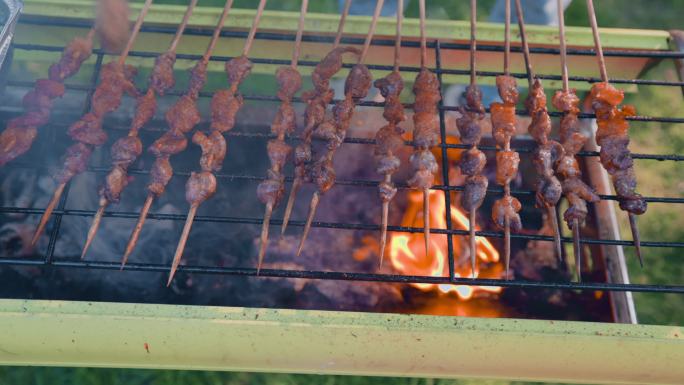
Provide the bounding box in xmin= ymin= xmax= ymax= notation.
xmin=296 ymin=0 xmax=385 ymax=258
xmin=280 ymin=0 xmax=354 ymax=236
xmin=417 ymin=0 xmax=430 ymax=258
xmin=503 ymin=0 xmax=513 ymax=280
xmin=515 ymin=0 xmax=563 ymax=260
xmin=257 ymin=0 xmax=308 ymax=274
xmin=333 ymin=0 xmax=352 ymax=50
xmin=586 ymin=0 xmax=643 ymax=268
xmin=31 ymin=0 xmax=154 ymax=248
xmin=557 ymin=0 xmax=584 ymax=280
xmin=418 ymin=0 xmax=427 ymax=69
xmin=467 ymin=0 xmax=479 ymax=278
xmin=81 ymin=0 xmax=199 ymax=261
xmin=121 ymin=0 xmax=235 ymax=266
xmin=378 ymin=0 xmax=403 ymax=268
xmin=169 ymin=0 xmax=267 ymax=286
xmin=86 ymin=28 xmax=96 ymax=42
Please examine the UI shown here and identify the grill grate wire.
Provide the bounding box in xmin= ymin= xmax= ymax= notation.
xmin=1 ymin=17 xmax=684 ymax=295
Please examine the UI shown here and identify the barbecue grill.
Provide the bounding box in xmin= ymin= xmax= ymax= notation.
xmin=0 ymin=1 xmax=683 ymax=384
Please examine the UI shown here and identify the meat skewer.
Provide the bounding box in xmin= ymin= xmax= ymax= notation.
xmin=80 ymin=0 xmax=199 ymax=260
xmin=168 ymin=0 xmax=267 ymax=285
xmin=0 ymin=29 xmax=95 ymax=167
xmin=256 ymin=0 xmax=309 ymax=273
xmin=295 ymin=0 xmax=384 ymax=257
xmin=553 ymin=0 xmax=599 ymax=281
xmin=408 ymin=0 xmax=441 ymax=258
xmin=515 ymin=0 xmax=563 ymax=260
xmin=30 ymin=0 xmax=154 ymax=247
xmin=457 ymin=0 xmax=487 ymax=277
xmin=280 ymin=0 xmax=358 ymax=236
xmin=585 ymin=0 xmax=646 ymax=267
xmin=374 ymin=0 xmax=404 ymax=268
xmin=121 ymin=0 xmax=235 ymax=267
xmin=490 ymin=0 xmax=522 ymax=280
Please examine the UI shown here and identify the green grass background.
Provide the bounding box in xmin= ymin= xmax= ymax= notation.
xmin=2 ymin=0 xmax=683 ymax=383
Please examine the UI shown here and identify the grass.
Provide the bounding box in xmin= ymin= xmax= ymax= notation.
xmin=2 ymin=0 xmax=683 ymax=384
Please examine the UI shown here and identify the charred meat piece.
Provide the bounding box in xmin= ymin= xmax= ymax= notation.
xmin=49 ymin=35 xmax=94 ymax=81
xmin=554 ymin=88 xmax=599 ymax=228
xmin=54 ymin=142 xmax=93 ymax=184
xmin=185 ymin=171 xmax=217 ymax=206
xmin=373 ymin=69 xmax=406 ymax=261
xmin=148 ymin=156 xmax=174 ymax=196
xmin=55 ymin=62 xmax=137 ymax=185
xmin=0 ymin=35 xmax=93 ymax=166
xmin=149 ymin=51 xmax=177 ymax=95
xmin=462 ymin=175 xmax=489 ymax=212
xmin=165 ymin=94 xmax=202 ymax=134
xmin=311 ymin=47 xmax=360 ymax=91
xmin=495 ymin=150 xmax=520 ymax=186
xmin=496 ymin=74 xmax=519 ymax=105
xmin=490 ymin=102 xmax=516 ymax=149
xmin=193 ymin=130 xmax=227 ymax=173
xmin=457 ymin=80 xmax=489 ymax=266
xmin=130 ymin=90 xmax=157 ymax=133
xmin=492 ymin=195 xmax=523 ymax=232
xmin=460 ymin=147 xmax=486 ymax=177
xmin=225 ymin=55 xmax=254 ymax=89
xmin=374 ymin=71 xmax=405 ymax=124
xmin=210 ymin=90 xmax=244 ymax=133
xmin=0 ymin=123 xmax=38 ymax=166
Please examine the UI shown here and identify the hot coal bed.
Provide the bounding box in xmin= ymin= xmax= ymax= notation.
xmin=0 ymin=47 xmax=623 ymax=323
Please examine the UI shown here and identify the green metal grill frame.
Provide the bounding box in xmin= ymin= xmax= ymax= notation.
xmin=1 ymin=1 xmax=683 ymax=383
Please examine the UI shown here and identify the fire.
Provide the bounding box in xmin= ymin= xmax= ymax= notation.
xmin=388 ymin=137 xmax=502 ymax=301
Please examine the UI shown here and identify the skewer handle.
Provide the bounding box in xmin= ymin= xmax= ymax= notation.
xmin=514 ymin=0 xmax=534 ymax=88
xmin=418 ymin=0 xmax=427 ymax=68
xmin=469 ymin=0 xmax=477 ymax=86
xmin=168 ymin=0 xmax=199 ymax=53
xmin=585 ymin=0 xmax=608 ymax=83
xmin=290 ymin=0 xmax=308 ymax=68
xmin=503 ymin=0 xmax=511 ymax=75
xmin=202 ymin=0 xmax=235 ymax=61
xmin=393 ymin=0 xmax=403 ymax=72
xmin=118 ymin=0 xmax=154 ymax=66
xmin=333 ymin=0 xmax=352 ymax=49
xmin=557 ymin=0 xmax=570 ymax=92
xmin=241 ymin=0 xmax=267 ymax=57
xmin=359 ymin=0 xmax=385 ymax=64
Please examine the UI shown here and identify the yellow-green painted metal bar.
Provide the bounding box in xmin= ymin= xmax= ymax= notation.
xmin=0 ymin=299 xmax=681 ymax=384
xmin=19 ymin=0 xmax=672 ymax=49
xmin=10 ymin=0 xmax=671 ymax=91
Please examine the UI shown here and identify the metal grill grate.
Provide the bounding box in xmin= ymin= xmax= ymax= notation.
xmin=1 ymin=16 xmax=684 ymax=296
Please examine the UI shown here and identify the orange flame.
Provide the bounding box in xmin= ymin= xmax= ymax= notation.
xmin=388 ymin=137 xmax=502 ymax=301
